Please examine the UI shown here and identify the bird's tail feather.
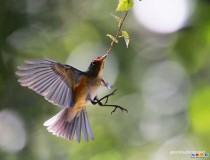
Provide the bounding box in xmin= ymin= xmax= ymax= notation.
xmin=43 ymin=108 xmax=94 ymax=142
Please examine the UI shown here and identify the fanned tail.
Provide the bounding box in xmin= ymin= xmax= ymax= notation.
xmin=43 ymin=108 xmax=94 ymax=142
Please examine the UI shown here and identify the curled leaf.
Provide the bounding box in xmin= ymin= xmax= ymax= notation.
xmin=116 ymin=0 xmax=134 ymax=11
xmin=106 ymin=34 xmax=118 ymax=43
xmin=111 ymin=14 xmax=123 ymax=27
xmin=121 ymin=31 xmax=130 ymax=48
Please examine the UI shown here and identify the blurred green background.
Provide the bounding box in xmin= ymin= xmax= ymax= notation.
xmin=0 ymin=0 xmax=210 ymax=160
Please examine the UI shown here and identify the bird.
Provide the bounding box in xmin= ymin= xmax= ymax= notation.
xmin=16 ymin=54 xmax=127 ymax=142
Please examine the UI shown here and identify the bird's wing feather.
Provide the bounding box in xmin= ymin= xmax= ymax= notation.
xmin=16 ymin=59 xmax=83 ymax=108
xmin=101 ymin=79 xmax=112 ymax=89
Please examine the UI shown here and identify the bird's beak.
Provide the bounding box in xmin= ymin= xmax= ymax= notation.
xmin=94 ymin=54 xmax=107 ymax=62
xmin=100 ymin=54 xmax=107 ymax=61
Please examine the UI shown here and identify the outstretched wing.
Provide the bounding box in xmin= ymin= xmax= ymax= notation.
xmin=16 ymin=59 xmax=84 ymax=108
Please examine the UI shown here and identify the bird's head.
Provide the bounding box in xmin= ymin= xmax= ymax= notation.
xmin=87 ymin=54 xmax=107 ymax=77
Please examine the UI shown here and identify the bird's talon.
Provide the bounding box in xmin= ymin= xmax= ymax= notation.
xmin=105 ymin=97 xmax=109 ymax=105
xmin=111 ymin=107 xmax=117 ymax=115
xmin=110 ymin=106 xmax=128 ymax=114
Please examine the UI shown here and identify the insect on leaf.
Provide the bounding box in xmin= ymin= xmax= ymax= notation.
xmin=121 ymin=31 xmax=130 ymax=48
xmin=106 ymin=34 xmax=118 ymax=43
xmin=116 ymin=0 xmax=134 ymax=11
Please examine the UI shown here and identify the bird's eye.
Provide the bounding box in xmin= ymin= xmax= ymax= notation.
xmin=92 ymin=62 xmax=96 ymax=65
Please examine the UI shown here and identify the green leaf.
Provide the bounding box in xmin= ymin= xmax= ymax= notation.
xmin=111 ymin=14 xmax=123 ymax=27
xmin=121 ymin=31 xmax=130 ymax=48
xmin=116 ymin=0 xmax=134 ymax=11
xmin=190 ymin=86 xmax=210 ymax=135
xmin=106 ymin=34 xmax=118 ymax=43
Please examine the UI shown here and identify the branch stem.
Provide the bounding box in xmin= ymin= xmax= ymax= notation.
xmin=106 ymin=11 xmax=128 ymax=56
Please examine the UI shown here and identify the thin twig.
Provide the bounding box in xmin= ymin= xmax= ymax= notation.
xmin=106 ymin=11 xmax=128 ymax=56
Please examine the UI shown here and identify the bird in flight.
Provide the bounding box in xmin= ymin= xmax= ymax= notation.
xmin=16 ymin=54 xmax=127 ymax=142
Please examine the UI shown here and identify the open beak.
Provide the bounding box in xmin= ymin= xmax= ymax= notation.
xmin=94 ymin=54 xmax=107 ymax=62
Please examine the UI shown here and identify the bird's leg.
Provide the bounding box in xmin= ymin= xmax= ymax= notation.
xmin=99 ymin=103 xmax=128 ymax=114
xmin=98 ymin=89 xmax=117 ymax=104
xmin=90 ymin=90 xmax=128 ymax=114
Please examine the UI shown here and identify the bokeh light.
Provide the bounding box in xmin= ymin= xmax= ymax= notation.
xmin=133 ymin=0 xmax=195 ymax=33
xmin=152 ymin=136 xmax=195 ymax=160
xmin=1 ymin=0 xmax=210 ymax=159
xmin=0 ymin=109 xmax=26 ymax=153
xmin=139 ymin=107 xmax=189 ymax=141
xmin=141 ymin=60 xmax=191 ymax=115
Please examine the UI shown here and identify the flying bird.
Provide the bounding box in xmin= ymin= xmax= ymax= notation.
xmin=16 ymin=54 xmax=127 ymax=142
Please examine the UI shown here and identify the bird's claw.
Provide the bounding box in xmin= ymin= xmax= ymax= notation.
xmin=94 ymin=89 xmax=128 ymax=114
xmin=104 ymin=89 xmax=117 ymax=104
xmin=111 ymin=105 xmax=128 ymax=115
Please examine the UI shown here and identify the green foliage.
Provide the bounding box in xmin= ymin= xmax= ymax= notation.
xmin=116 ymin=0 xmax=134 ymax=11
xmin=111 ymin=14 xmax=123 ymax=27
xmin=121 ymin=31 xmax=130 ymax=48
xmin=190 ymin=87 xmax=210 ymax=135
xmin=106 ymin=34 xmax=118 ymax=43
